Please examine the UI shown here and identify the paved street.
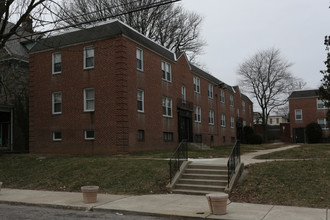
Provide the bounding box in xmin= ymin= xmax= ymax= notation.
xmin=0 ymin=203 xmax=171 ymax=220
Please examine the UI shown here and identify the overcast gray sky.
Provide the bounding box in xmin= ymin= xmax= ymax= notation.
xmin=181 ymin=0 xmax=330 ymax=90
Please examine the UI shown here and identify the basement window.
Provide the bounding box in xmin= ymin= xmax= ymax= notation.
xmin=84 ymin=130 xmax=95 ymax=140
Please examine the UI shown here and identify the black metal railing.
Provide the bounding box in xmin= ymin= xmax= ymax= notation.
xmin=227 ymin=140 xmax=241 ymax=185
xmin=169 ymin=140 xmax=188 ymax=183
xmin=177 ymin=98 xmax=194 ymax=110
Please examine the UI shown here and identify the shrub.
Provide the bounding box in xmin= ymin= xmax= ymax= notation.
xmin=247 ymin=133 xmax=263 ymax=144
xmin=305 ymin=122 xmax=322 ymax=143
xmin=243 ymin=126 xmax=254 ymax=144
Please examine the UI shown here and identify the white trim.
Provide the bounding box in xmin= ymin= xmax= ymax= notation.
xmin=84 ymin=130 xmax=95 ymax=140
xmin=52 ymin=52 xmax=62 ymax=74
xmin=209 ymin=110 xmax=214 ymax=125
xmin=84 ymin=88 xmax=95 ymax=112
xmin=295 ymin=109 xmax=302 ymax=121
xmin=52 ymin=131 xmax=62 ymax=141
xmin=161 ymin=61 xmax=172 ymax=82
xmin=52 ymin=91 xmax=62 ymax=114
xmin=136 ymin=48 xmax=143 ymax=71
xmin=193 ymin=76 xmax=200 ymax=94
xmin=162 ymin=96 xmax=173 ymax=118
xmin=83 ymin=46 xmax=94 ymax=69
xmin=195 ymin=106 xmax=201 ymax=123
xmin=137 ymin=89 xmax=144 ymax=112
xmin=208 ymin=84 xmax=214 ymax=99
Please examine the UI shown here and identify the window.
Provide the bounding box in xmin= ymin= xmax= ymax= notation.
xmin=317 ymin=99 xmax=327 ymax=109
xmin=208 ymin=84 xmax=213 ymax=99
xmin=161 ymin=61 xmax=171 ymax=82
xmin=138 ymin=130 xmax=145 ymax=141
xmin=209 ymin=110 xmax=214 ymax=125
xmin=52 ymin=92 xmax=62 ymax=114
xmin=195 ymin=106 xmax=201 ymax=122
xmin=136 ymin=48 xmax=143 ymax=70
xmin=84 ymin=46 xmax=94 ymax=69
xmin=243 ymin=120 xmax=246 ymax=127
xmin=221 ymin=114 xmax=226 ymax=127
xmin=230 ymin=116 xmax=235 ymax=128
xmin=84 ymin=130 xmax=95 ymax=140
xmin=137 ymin=89 xmax=144 ymax=112
xmin=230 ymin=95 xmax=234 ymax=107
xmin=242 ymin=101 xmax=245 ymax=112
xmin=220 ymin=90 xmax=225 ymax=103
xmin=181 ymin=86 xmax=186 ymax=103
xmin=270 ymin=118 xmax=273 ymax=124
xmin=295 ymin=109 xmax=302 ymax=120
xmin=195 ymin=134 xmax=202 ymax=143
xmin=52 ymin=52 xmax=61 ymax=74
xmin=162 ymin=97 xmax=172 ymax=117
xmin=318 ymin=118 xmax=328 ymax=129
xmin=84 ymin=88 xmax=95 ymax=112
xmin=163 ymin=132 xmax=173 ymax=142
xmin=52 ymin=131 xmax=62 ymax=141
xmin=193 ymin=76 xmax=200 ymax=93
xmin=276 ymin=118 xmax=279 ymax=124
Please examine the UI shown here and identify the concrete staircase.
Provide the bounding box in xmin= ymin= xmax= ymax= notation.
xmin=171 ymin=163 xmax=228 ymax=195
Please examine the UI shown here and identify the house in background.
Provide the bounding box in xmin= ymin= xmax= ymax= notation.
xmin=267 ymin=115 xmax=288 ymax=126
xmin=29 ymin=20 xmax=253 ymax=154
xmin=0 ymin=18 xmax=36 ymax=152
xmin=289 ymin=89 xmax=329 ymax=143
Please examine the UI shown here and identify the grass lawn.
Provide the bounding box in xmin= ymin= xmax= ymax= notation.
xmin=230 ymin=159 xmax=330 ymax=208
xmin=255 ymin=144 xmax=330 ymax=159
xmin=0 ymin=154 xmax=169 ymax=195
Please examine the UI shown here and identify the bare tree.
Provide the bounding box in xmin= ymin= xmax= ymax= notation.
xmin=237 ymin=48 xmax=304 ymax=128
xmin=57 ymin=0 xmax=206 ymax=61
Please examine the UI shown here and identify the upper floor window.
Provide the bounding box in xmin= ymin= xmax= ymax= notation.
xmin=193 ymin=76 xmax=200 ymax=94
xmin=220 ymin=90 xmax=225 ymax=103
xmin=137 ymin=89 xmax=144 ymax=112
xmin=84 ymin=46 xmax=94 ymax=69
xmin=221 ymin=113 xmax=226 ymax=127
xmin=230 ymin=116 xmax=235 ymax=128
xmin=208 ymin=84 xmax=213 ymax=99
xmin=295 ymin=109 xmax=302 ymax=120
xmin=52 ymin=91 xmax=62 ymax=114
xmin=84 ymin=88 xmax=95 ymax=112
xmin=136 ymin=48 xmax=143 ymax=71
xmin=230 ymin=95 xmax=234 ymax=107
xmin=317 ymin=99 xmax=327 ymax=109
xmin=161 ymin=61 xmax=171 ymax=82
xmin=52 ymin=52 xmax=61 ymax=74
xmin=209 ymin=110 xmax=214 ymax=125
xmin=162 ymin=97 xmax=172 ymax=117
xmin=181 ymin=86 xmax=186 ymax=103
xmin=195 ymin=106 xmax=201 ymax=122
xmin=242 ymin=101 xmax=246 ymax=112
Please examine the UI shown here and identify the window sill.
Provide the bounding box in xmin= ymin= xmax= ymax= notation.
xmin=163 ymin=115 xmax=173 ymax=119
xmin=52 ymin=112 xmax=62 ymax=115
xmin=52 ymin=139 xmax=62 ymax=142
xmin=84 ymin=110 xmax=95 ymax=113
xmin=52 ymin=72 xmax=61 ymax=75
xmin=84 ymin=66 xmax=94 ymax=70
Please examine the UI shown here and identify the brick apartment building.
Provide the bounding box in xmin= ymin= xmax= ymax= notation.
xmin=289 ymin=89 xmax=329 ymax=143
xmin=29 ymin=20 xmax=253 ymax=154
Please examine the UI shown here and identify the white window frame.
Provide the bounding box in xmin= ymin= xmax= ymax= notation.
xmin=317 ymin=99 xmax=327 ymax=109
xmin=193 ymin=76 xmax=200 ymax=94
xmin=221 ymin=114 xmax=226 ymax=127
xmin=195 ymin=106 xmax=201 ymax=122
xmin=161 ymin=61 xmax=172 ymax=82
xmin=295 ymin=109 xmax=302 ymax=121
xmin=230 ymin=116 xmax=235 ymax=128
xmin=52 ymin=52 xmax=61 ymax=74
xmin=84 ymin=46 xmax=94 ymax=69
xmin=242 ymin=101 xmax=246 ymax=112
xmin=84 ymin=130 xmax=95 ymax=140
xmin=243 ymin=120 xmax=247 ymax=127
xmin=162 ymin=97 xmax=172 ymax=117
xmin=52 ymin=91 xmax=62 ymax=114
xmin=136 ymin=48 xmax=143 ymax=71
xmin=208 ymin=84 xmax=213 ymax=99
xmin=181 ymin=86 xmax=186 ymax=103
xmin=84 ymin=88 xmax=95 ymax=112
xmin=52 ymin=131 xmax=62 ymax=141
xmin=220 ymin=90 xmax=225 ymax=103
xmin=209 ymin=110 xmax=214 ymax=125
xmin=318 ymin=118 xmax=328 ymax=130
xmin=137 ymin=89 xmax=144 ymax=112
xmin=230 ymin=95 xmax=234 ymax=107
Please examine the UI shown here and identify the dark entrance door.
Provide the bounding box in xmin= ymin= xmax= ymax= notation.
xmin=293 ymin=128 xmax=305 ymax=143
xmin=178 ymin=109 xmax=193 ymax=142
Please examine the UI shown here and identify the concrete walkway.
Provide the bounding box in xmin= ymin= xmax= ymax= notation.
xmin=0 ymin=188 xmax=328 ymax=220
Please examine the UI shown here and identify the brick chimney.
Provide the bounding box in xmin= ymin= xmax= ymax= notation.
xmin=22 ymin=15 xmax=33 ymax=33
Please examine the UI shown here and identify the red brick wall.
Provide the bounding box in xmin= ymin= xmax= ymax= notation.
xmin=29 ymin=35 xmax=254 ymax=154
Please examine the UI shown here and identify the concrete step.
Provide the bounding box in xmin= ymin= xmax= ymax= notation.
xmin=184 ymin=169 xmax=227 ymax=175
xmin=178 ymin=179 xmax=227 ymax=186
xmin=181 ymin=173 xmax=228 ymax=181
xmin=188 ymin=164 xmax=227 ymax=170
xmin=174 ymin=184 xmax=225 ymax=192
xmin=171 ymin=189 xmax=224 ymax=195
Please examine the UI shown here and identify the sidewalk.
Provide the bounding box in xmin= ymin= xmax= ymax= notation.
xmin=0 ymin=188 xmax=328 ymax=220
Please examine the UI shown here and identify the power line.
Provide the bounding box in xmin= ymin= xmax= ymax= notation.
xmin=4 ymin=0 xmax=181 ymax=43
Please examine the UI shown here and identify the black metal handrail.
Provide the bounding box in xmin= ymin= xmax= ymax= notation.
xmin=169 ymin=140 xmax=188 ymax=183
xmin=227 ymin=140 xmax=241 ymax=185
